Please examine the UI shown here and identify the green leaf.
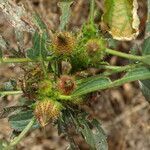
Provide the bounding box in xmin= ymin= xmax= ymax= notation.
xmin=102 ymin=0 xmax=140 ymax=40
xmin=34 ymin=14 xmax=47 ymax=31
xmin=140 ymin=1 xmax=150 ymax=102
xmin=59 ymin=109 xmax=108 ymax=149
xmin=27 ymin=31 xmax=47 ymax=60
xmin=9 ymin=110 xmax=39 ymax=131
xmin=139 ymin=80 xmax=150 ymax=103
xmin=142 ymin=37 xmax=150 ymax=55
xmin=73 ymin=78 xmax=111 ymax=96
xmin=73 ymin=67 xmax=150 ymax=97
xmin=58 ymin=1 xmax=73 ymax=30
xmin=0 ymin=106 xmax=25 ymax=119
xmin=72 ymin=113 xmax=108 ymax=150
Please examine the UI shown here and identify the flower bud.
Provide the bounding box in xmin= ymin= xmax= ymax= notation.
xmin=57 ymin=75 xmax=76 ymax=95
xmin=52 ymin=32 xmax=75 ymax=55
xmin=34 ymin=99 xmax=63 ymax=127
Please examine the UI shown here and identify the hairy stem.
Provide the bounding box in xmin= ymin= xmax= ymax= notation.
xmin=105 ymin=48 xmax=144 ymax=61
xmin=0 ymin=91 xmax=23 ymax=96
xmin=0 ymin=56 xmax=54 ymax=64
xmin=5 ymin=118 xmax=35 ymax=150
xmin=89 ymin=0 xmax=95 ymax=25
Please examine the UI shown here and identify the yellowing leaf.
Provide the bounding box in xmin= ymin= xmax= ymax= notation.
xmin=102 ymin=0 xmax=140 ymax=41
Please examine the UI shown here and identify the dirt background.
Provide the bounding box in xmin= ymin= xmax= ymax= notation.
xmin=0 ymin=0 xmax=150 ymax=150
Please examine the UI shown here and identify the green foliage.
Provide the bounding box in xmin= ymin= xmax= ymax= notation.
xmin=73 ymin=67 xmax=150 ymax=97
xmin=0 ymin=0 xmax=150 ymax=149
xmin=75 ymin=115 xmax=108 ymax=150
xmin=0 ymin=106 xmax=25 ymax=119
xmin=33 ymin=14 xmax=47 ymax=31
xmin=27 ymin=31 xmax=48 ymax=60
xmin=58 ymin=1 xmax=73 ymax=30
xmin=58 ymin=109 xmax=108 ymax=150
xmin=9 ymin=110 xmax=39 ymax=131
xmin=139 ymin=0 xmax=150 ymax=102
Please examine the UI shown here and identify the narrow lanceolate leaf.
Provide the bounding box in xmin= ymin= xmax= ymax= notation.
xmin=9 ymin=110 xmax=39 ymax=131
xmin=58 ymin=1 xmax=73 ymax=30
xmin=73 ymin=67 xmax=150 ymax=97
xmin=73 ymin=78 xmax=111 ymax=96
xmin=102 ymin=0 xmax=140 ymax=40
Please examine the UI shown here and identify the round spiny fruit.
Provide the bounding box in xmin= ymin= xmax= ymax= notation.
xmin=86 ymin=38 xmax=106 ymax=64
xmin=86 ymin=39 xmax=105 ymax=56
xmin=57 ymin=75 xmax=76 ymax=95
xmin=38 ymin=80 xmax=53 ymax=97
xmin=52 ymin=32 xmax=75 ymax=55
xmin=34 ymin=99 xmax=63 ymax=127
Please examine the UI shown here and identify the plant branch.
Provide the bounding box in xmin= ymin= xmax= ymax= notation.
xmin=6 ymin=118 xmax=35 ymax=149
xmin=58 ymin=95 xmax=72 ymax=101
xmin=89 ymin=0 xmax=95 ymax=25
xmin=0 ymin=56 xmax=54 ymax=64
xmin=105 ymin=48 xmax=145 ymax=61
xmin=0 ymin=90 xmax=72 ymax=101
xmin=0 ymin=90 xmax=23 ymax=96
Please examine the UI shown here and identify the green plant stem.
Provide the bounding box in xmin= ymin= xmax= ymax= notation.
xmin=0 ymin=90 xmax=23 ymax=96
xmin=89 ymin=0 xmax=95 ymax=25
xmin=105 ymin=48 xmax=144 ymax=61
xmin=40 ymin=60 xmax=48 ymax=78
xmin=6 ymin=118 xmax=35 ymax=149
xmin=0 ymin=90 xmax=72 ymax=100
xmin=0 ymin=56 xmax=54 ymax=64
xmin=77 ymin=63 xmax=142 ymax=85
xmin=58 ymin=95 xmax=72 ymax=101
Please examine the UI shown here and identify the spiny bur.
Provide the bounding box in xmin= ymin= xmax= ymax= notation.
xmin=34 ymin=99 xmax=63 ymax=127
xmin=52 ymin=32 xmax=75 ymax=55
xmin=57 ymin=75 xmax=76 ymax=95
xmin=37 ymin=79 xmax=53 ymax=97
xmin=86 ymin=38 xmax=106 ymax=64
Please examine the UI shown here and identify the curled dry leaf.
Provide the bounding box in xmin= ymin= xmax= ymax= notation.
xmin=102 ymin=0 xmax=140 ymax=41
